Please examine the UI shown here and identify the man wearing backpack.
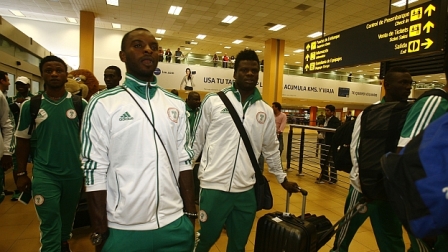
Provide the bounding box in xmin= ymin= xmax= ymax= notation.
xmin=15 ymin=56 xmax=87 ymax=252
xmin=395 ymin=79 xmax=448 ymax=251
xmin=331 ymin=66 xmax=412 ymax=252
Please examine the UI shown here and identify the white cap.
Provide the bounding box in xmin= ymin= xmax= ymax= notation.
xmin=15 ymin=76 xmax=30 ymax=85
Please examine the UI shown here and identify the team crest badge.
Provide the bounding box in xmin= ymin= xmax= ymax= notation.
xmin=34 ymin=195 xmax=45 ymax=206
xmin=66 ymin=109 xmax=77 ymax=119
xmin=199 ymin=210 xmax=208 ymax=222
xmin=256 ymin=112 xmax=267 ymax=124
xmin=167 ymin=108 xmax=179 ymax=123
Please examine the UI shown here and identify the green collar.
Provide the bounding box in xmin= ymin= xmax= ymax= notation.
xmin=230 ymin=83 xmax=262 ymax=109
xmin=122 ymin=73 xmax=158 ymax=99
xmin=380 ymin=97 xmax=386 ymax=103
xmin=186 ymin=104 xmax=197 ymax=113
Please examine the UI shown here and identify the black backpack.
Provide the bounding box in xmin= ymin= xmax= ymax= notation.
xmin=381 ymin=113 xmax=448 ymax=238
xmin=331 ymin=119 xmax=356 ymax=173
xmin=27 ymin=94 xmax=83 ymax=135
xmin=359 ymin=89 xmax=448 ymax=201
xmin=358 ymin=101 xmax=413 ymax=201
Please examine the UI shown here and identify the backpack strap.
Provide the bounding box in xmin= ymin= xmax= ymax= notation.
xmin=71 ymin=94 xmax=84 ymax=128
xmin=28 ymin=94 xmax=43 ymax=135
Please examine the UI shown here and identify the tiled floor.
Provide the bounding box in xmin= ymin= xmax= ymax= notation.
xmin=1 ymin=130 xmax=412 ymax=251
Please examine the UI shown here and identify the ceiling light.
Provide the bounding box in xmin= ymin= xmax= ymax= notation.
xmin=168 ymin=6 xmax=182 ymax=15
xmin=155 ymin=37 xmax=162 ymax=41
xmin=374 ymin=67 xmax=380 ymax=69
xmin=284 ymin=54 xmax=290 ymax=57
xmin=307 ymin=32 xmax=323 ymax=38
xmin=224 ymin=46 xmax=231 ymax=49
xmin=232 ymin=40 xmax=243 ymax=44
xmin=255 ymin=50 xmax=262 ymax=53
xmin=10 ymin=10 xmax=25 ymax=17
xmin=111 ymin=23 xmax=121 ymax=29
xmin=156 ymin=29 xmax=166 ymax=34
xmin=222 ymin=15 xmax=238 ymax=24
xmin=106 ymin=0 xmax=119 ymax=6
xmin=190 ymin=41 xmax=198 ymax=45
xmin=392 ymin=0 xmax=418 ymax=7
xmin=185 ymin=48 xmax=191 ymax=51
xmin=440 ymin=77 xmax=446 ymax=79
xmin=269 ymin=24 xmax=286 ymax=31
xmin=216 ymin=51 xmax=222 ymax=54
xmin=293 ymin=49 xmax=304 ymax=53
xmin=196 ymin=34 xmax=206 ymax=40
xmin=295 ymin=61 xmax=301 ymax=63
xmin=357 ymin=70 xmax=363 ymax=72
xmin=66 ymin=17 xmax=77 ymax=23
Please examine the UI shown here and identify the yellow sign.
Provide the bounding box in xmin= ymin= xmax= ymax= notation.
xmin=311 ymin=42 xmax=317 ymax=50
xmin=411 ymin=7 xmax=423 ymax=21
xmin=310 ymin=52 xmax=316 ymax=60
xmin=310 ymin=62 xmax=315 ymax=71
xmin=408 ymin=40 xmax=420 ymax=53
xmin=409 ymin=24 xmax=421 ymax=37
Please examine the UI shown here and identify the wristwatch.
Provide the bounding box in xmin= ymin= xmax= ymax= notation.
xmin=90 ymin=231 xmax=109 ymax=246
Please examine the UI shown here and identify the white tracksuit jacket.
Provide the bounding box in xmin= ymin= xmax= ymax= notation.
xmin=82 ymin=74 xmax=193 ymax=230
xmin=192 ymin=85 xmax=286 ymax=193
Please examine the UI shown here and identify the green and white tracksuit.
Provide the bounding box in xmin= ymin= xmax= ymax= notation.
xmin=398 ymin=91 xmax=448 ymax=252
xmin=82 ymin=74 xmax=194 ymax=251
xmin=0 ymin=92 xmax=13 ymax=203
xmin=331 ymin=98 xmax=405 ymax=252
xmin=15 ymin=92 xmax=86 ymax=252
xmin=192 ymin=85 xmax=286 ymax=252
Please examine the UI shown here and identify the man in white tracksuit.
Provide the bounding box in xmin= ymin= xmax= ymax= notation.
xmin=192 ymin=49 xmax=300 ymax=252
xmin=82 ymin=28 xmax=196 ymax=252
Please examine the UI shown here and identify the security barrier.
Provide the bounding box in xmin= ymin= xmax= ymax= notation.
xmin=286 ymin=124 xmax=350 ymax=189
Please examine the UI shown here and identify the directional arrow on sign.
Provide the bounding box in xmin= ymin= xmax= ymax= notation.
xmin=305 ymin=54 xmax=310 ymax=61
xmin=306 ymin=44 xmax=310 ymax=51
xmin=421 ymin=38 xmax=433 ymax=49
xmin=305 ymin=64 xmax=309 ymax=71
xmin=424 ymin=4 xmax=436 ymax=17
xmin=423 ymin=21 xmax=434 ymax=33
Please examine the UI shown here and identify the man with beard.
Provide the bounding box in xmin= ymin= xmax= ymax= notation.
xmin=81 ymin=28 xmax=195 ymax=252
xmin=192 ymin=49 xmax=300 ymax=252
xmin=15 ymin=56 xmax=87 ymax=251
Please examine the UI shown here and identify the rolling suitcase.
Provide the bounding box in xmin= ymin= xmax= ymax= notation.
xmin=254 ymin=188 xmax=333 ymax=252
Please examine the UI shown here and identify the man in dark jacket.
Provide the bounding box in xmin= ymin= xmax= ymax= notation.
xmin=316 ymin=104 xmax=341 ymax=184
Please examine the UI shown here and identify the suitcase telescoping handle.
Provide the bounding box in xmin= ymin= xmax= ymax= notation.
xmin=285 ymin=188 xmax=308 ymax=221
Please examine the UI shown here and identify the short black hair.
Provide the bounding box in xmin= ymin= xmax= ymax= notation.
xmin=234 ymin=49 xmax=259 ymax=75
xmin=187 ymin=91 xmax=200 ymax=100
xmin=170 ymin=89 xmax=179 ymax=96
xmin=272 ymin=102 xmax=282 ymax=111
xmin=121 ymin=28 xmax=150 ymax=51
xmin=326 ymin=105 xmax=336 ymax=112
xmin=39 ymin=55 xmax=67 ymax=74
xmin=384 ymin=66 xmax=409 ymax=84
xmin=106 ymin=66 xmax=122 ymax=77
xmin=0 ymin=71 xmax=7 ymax=81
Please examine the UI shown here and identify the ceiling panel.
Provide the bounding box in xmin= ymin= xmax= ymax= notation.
xmin=0 ymin=0 xmax=441 ymax=84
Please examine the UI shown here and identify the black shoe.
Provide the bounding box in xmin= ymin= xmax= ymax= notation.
xmin=328 ymin=180 xmax=337 ymax=184
xmin=3 ymin=190 xmax=13 ymax=195
xmin=61 ymin=241 xmax=71 ymax=252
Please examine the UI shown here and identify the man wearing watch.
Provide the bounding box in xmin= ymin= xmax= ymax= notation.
xmin=81 ymin=28 xmax=196 ymax=252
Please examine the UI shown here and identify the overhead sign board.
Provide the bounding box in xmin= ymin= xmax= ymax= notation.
xmin=303 ymin=0 xmax=446 ymax=73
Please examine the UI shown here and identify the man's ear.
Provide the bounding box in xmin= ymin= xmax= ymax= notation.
xmin=119 ymin=51 xmax=126 ymax=63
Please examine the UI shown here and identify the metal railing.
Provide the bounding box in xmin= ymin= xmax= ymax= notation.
xmin=285 ymin=125 xmax=350 ymax=189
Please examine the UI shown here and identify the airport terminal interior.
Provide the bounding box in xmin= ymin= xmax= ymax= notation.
xmin=0 ymin=0 xmax=445 ymax=251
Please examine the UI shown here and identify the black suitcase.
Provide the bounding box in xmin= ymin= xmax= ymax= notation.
xmin=254 ymin=189 xmax=333 ymax=252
